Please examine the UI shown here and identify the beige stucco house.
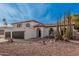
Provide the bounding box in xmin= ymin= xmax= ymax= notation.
xmin=0 ymin=20 xmax=75 ymax=40
xmin=5 ymin=20 xmax=48 ymax=40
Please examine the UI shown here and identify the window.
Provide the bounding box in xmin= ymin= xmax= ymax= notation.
xmin=0 ymin=30 xmax=4 ymax=35
xmin=17 ymin=23 xmax=22 ymax=28
xmin=26 ymin=23 xmax=30 ymax=27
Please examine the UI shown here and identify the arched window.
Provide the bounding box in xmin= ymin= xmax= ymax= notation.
xmin=26 ymin=23 xmax=30 ymax=27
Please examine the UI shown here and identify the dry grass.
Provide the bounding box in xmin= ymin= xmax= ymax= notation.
xmin=0 ymin=39 xmax=79 ymax=56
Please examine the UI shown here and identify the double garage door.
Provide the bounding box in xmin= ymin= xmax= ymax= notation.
xmin=5 ymin=31 xmax=24 ymax=39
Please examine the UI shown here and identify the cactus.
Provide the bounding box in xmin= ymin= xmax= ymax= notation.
xmin=66 ymin=11 xmax=73 ymax=40
xmin=55 ymin=19 xmax=63 ymax=41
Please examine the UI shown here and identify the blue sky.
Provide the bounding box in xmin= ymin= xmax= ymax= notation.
xmin=0 ymin=3 xmax=79 ymax=24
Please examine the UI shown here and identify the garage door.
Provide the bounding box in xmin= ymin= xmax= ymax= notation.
xmin=5 ymin=32 xmax=11 ymax=38
xmin=12 ymin=31 xmax=24 ymax=39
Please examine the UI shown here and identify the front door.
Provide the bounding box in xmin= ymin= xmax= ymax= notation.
xmin=37 ymin=28 xmax=41 ymax=38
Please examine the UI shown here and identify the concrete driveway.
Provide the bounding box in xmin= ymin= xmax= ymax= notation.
xmin=0 ymin=38 xmax=8 ymax=42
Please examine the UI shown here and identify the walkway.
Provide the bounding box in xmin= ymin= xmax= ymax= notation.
xmin=69 ymin=40 xmax=79 ymax=43
xmin=0 ymin=38 xmax=8 ymax=42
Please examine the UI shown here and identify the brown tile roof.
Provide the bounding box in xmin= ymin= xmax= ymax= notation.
xmin=12 ymin=20 xmax=42 ymax=24
xmin=34 ymin=24 xmax=74 ymax=28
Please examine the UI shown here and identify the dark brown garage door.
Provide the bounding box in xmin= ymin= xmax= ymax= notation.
xmin=5 ymin=32 xmax=11 ymax=39
xmin=12 ymin=31 xmax=24 ymax=39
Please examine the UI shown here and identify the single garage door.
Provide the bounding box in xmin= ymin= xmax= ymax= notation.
xmin=12 ymin=31 xmax=24 ymax=39
xmin=5 ymin=32 xmax=11 ymax=39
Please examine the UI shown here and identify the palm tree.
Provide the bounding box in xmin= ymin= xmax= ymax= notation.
xmin=3 ymin=18 xmax=7 ymax=28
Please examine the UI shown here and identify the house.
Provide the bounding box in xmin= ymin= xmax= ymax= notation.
xmin=0 ymin=14 xmax=79 ymax=40
xmin=4 ymin=20 xmax=76 ymax=40
xmin=4 ymin=20 xmax=59 ymax=40
xmin=5 ymin=20 xmax=46 ymax=40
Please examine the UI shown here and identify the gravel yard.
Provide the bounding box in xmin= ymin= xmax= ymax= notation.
xmin=0 ymin=38 xmax=79 ymax=56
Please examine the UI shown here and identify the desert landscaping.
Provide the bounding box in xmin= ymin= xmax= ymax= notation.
xmin=0 ymin=3 xmax=79 ymax=57
xmin=0 ymin=38 xmax=79 ymax=56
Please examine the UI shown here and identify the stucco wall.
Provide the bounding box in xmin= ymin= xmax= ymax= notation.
xmin=5 ymin=21 xmax=40 ymax=39
xmin=24 ymin=28 xmax=36 ymax=40
xmin=42 ymin=28 xmax=49 ymax=37
xmin=13 ymin=21 xmax=40 ymax=29
xmin=35 ymin=27 xmax=50 ymax=38
xmin=5 ymin=27 xmax=36 ymax=40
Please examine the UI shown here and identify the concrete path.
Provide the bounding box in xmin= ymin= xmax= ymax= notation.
xmin=69 ymin=40 xmax=79 ymax=43
xmin=0 ymin=38 xmax=8 ymax=42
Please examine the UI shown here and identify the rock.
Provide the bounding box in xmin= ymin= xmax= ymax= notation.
xmin=43 ymin=41 xmax=46 ymax=45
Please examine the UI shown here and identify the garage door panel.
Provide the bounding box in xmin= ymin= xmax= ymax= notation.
xmin=12 ymin=31 xmax=24 ymax=39
xmin=5 ymin=32 xmax=11 ymax=38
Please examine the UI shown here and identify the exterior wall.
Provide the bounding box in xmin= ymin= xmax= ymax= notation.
xmin=5 ymin=27 xmax=36 ymax=40
xmin=0 ymin=30 xmax=4 ymax=38
xmin=12 ymin=21 xmax=40 ymax=29
xmin=0 ymin=27 xmax=13 ymax=38
xmin=42 ymin=28 xmax=49 ymax=37
xmin=5 ymin=21 xmax=41 ymax=39
xmin=35 ymin=27 xmax=50 ymax=38
xmin=24 ymin=28 xmax=36 ymax=40
xmin=34 ymin=25 xmax=75 ymax=38
xmin=40 ymin=27 xmax=44 ymax=38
